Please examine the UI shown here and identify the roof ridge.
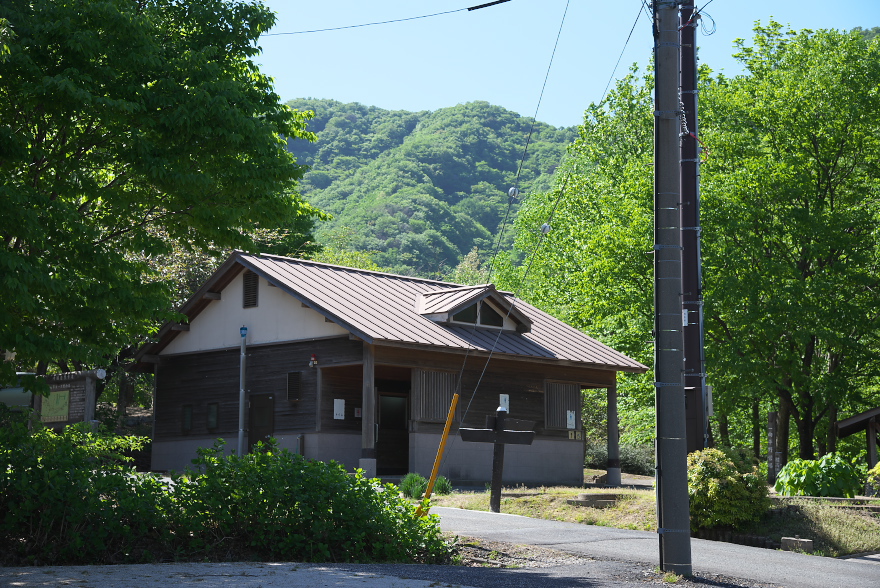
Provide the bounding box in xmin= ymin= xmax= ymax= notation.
xmin=245 ymin=251 xmax=461 ymax=287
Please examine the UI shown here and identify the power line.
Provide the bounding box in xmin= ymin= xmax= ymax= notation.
xmin=262 ymin=0 xmax=511 ymax=37
xmin=599 ymin=3 xmax=645 ymax=104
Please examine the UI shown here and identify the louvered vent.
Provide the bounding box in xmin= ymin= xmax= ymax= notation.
xmin=287 ymin=371 xmax=302 ymax=402
xmin=412 ymin=369 xmax=459 ymax=422
xmin=545 ymin=382 xmax=581 ymax=429
xmin=243 ymin=270 xmax=258 ymax=308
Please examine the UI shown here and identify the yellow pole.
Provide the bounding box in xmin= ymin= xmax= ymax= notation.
xmin=416 ymin=393 xmax=459 ymax=516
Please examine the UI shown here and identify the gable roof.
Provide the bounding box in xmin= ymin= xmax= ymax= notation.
xmin=138 ymin=251 xmax=647 ymax=373
xmin=416 ymin=284 xmax=532 ymax=332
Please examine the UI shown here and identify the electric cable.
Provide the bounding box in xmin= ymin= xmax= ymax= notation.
xmin=600 ymin=4 xmax=646 ymax=105
xmin=484 ymin=0 xmax=570 ymax=286
xmin=262 ymin=0 xmax=511 ymax=36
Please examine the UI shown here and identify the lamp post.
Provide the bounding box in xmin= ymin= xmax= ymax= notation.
xmin=237 ymin=325 xmax=247 ymax=456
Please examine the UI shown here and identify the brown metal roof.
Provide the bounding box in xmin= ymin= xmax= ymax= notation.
xmin=235 ymin=253 xmax=647 ymax=373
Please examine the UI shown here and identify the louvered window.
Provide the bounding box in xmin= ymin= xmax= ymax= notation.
xmin=412 ymin=369 xmax=459 ymax=422
xmin=181 ymin=404 xmax=193 ymax=434
xmin=545 ymin=382 xmax=581 ymax=430
xmin=287 ymin=371 xmax=302 ymax=402
xmin=243 ymin=270 xmax=258 ymax=308
xmin=206 ymin=403 xmax=219 ymax=431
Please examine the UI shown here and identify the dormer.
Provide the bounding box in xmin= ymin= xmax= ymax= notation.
xmin=416 ymin=285 xmax=532 ymax=334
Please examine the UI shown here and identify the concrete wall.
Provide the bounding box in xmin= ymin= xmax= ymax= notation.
xmin=410 ymin=433 xmax=584 ymax=486
xmin=151 ymin=432 xmax=362 ymax=473
xmin=162 ymin=273 xmax=349 ymax=355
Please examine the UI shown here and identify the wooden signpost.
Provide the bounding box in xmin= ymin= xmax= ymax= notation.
xmin=460 ymin=406 xmax=535 ymax=513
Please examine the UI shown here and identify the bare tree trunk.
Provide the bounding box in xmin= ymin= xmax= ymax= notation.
xmin=777 ymin=397 xmax=791 ymax=468
xmin=752 ymin=400 xmax=761 ymax=461
xmin=718 ymin=412 xmax=731 ymax=447
xmin=827 ymin=405 xmax=838 ymax=454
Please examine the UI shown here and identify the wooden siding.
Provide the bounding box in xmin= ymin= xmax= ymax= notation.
xmin=412 ymin=369 xmax=459 ymax=422
xmin=155 ymin=336 xmax=361 ymax=442
xmin=319 ymin=364 xmax=363 ymax=432
xmin=373 ymin=346 xmax=615 ymax=438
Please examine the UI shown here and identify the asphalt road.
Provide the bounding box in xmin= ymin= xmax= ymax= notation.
xmin=434 ymin=506 xmax=880 ymax=588
xmin=1 ymin=508 xmax=877 ymax=588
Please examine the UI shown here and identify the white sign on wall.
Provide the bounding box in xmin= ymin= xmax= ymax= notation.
xmin=499 ymin=394 xmax=510 ymax=412
xmin=566 ymin=410 xmax=576 ymax=430
xmin=333 ymin=399 xmax=345 ymax=420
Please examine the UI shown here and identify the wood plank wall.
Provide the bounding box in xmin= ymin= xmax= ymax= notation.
xmin=155 ymin=336 xmax=361 ymax=442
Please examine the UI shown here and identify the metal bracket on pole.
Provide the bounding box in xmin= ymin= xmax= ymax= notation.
xmin=654 ymin=110 xmax=681 ymax=119
xmin=658 ymin=528 xmax=691 ymax=534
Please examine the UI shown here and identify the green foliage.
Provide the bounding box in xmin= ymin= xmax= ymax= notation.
xmin=176 ymin=442 xmax=452 ymax=563
xmin=0 ymin=0 xmax=321 ymax=382
xmin=287 ymin=99 xmax=576 ymax=277
xmin=700 ymin=23 xmax=880 ymax=459
xmin=584 ymin=441 xmax=655 ymax=476
xmin=687 ymin=448 xmax=770 ymax=531
xmin=0 ymin=405 xmax=171 ymax=564
xmin=775 ymin=453 xmax=864 ymax=498
xmin=432 ymin=475 xmax=453 ymax=495
xmin=400 ymin=472 xmax=429 ymax=498
xmin=0 ymin=407 xmax=452 ymax=565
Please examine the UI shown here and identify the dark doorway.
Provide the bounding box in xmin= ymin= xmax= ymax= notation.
xmin=376 ymin=375 xmax=410 ymax=475
xmin=248 ymin=393 xmax=274 ymax=452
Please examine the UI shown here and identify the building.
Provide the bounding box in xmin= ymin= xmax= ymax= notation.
xmin=135 ymin=251 xmax=647 ymax=485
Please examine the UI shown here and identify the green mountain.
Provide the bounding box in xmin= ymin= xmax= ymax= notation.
xmin=285 ymin=99 xmax=576 ymax=277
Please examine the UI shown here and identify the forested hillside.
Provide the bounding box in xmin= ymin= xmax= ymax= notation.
xmin=285 ymin=99 xmax=576 ymax=277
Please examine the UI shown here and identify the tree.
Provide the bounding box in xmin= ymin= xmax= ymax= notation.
xmin=700 ymin=23 xmax=880 ymax=460
xmin=504 ymin=24 xmax=880 ymax=456
xmin=498 ymin=65 xmax=657 ymax=444
xmin=0 ymin=0 xmax=322 ymax=385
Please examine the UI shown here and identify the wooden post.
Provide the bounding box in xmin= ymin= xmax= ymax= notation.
xmin=868 ymin=417 xmax=878 ymax=469
xmin=607 ymin=382 xmax=621 ymax=487
xmin=360 ymin=342 xmax=377 ymax=478
xmin=489 ymin=407 xmax=507 ymax=513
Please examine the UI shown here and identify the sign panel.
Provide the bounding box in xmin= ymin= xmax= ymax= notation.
xmin=566 ymin=409 xmax=577 ymax=430
xmin=333 ymin=399 xmax=345 ymax=420
xmin=42 ymin=389 xmax=70 ymax=422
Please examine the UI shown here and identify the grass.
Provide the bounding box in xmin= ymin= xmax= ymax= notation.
xmin=427 ymin=469 xmax=880 ymax=557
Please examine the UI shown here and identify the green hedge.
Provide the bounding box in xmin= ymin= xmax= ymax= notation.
xmin=687 ymin=448 xmax=769 ymax=531
xmin=0 ymin=406 xmax=451 ymax=565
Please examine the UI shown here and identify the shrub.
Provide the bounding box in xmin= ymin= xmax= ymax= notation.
xmin=399 ymin=472 xmax=429 ymax=498
xmin=432 ymin=475 xmax=453 ymax=495
xmin=775 ymin=453 xmax=863 ymax=498
xmin=173 ymin=442 xmax=452 ymax=563
xmin=687 ymin=448 xmax=769 ymax=531
xmin=0 ymin=405 xmax=452 ymax=566
xmin=867 ymin=463 xmax=880 ymax=496
xmin=585 ymin=441 xmax=654 ymax=476
xmin=0 ymin=406 xmax=171 ymax=565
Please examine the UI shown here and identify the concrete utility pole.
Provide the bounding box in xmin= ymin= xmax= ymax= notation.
xmin=653 ymin=0 xmax=692 ymax=575
xmin=679 ymin=0 xmax=708 ymax=454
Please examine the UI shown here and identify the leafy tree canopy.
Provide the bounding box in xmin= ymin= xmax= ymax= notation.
xmin=0 ymin=0 xmax=321 ymax=385
xmin=286 ymin=98 xmax=575 ymax=277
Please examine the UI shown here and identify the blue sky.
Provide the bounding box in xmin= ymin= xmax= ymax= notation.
xmin=257 ymin=0 xmax=879 ymax=128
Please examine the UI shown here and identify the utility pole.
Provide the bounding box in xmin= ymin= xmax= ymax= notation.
xmin=653 ymin=0 xmax=692 ymax=576
xmin=679 ymin=1 xmax=707 ymax=453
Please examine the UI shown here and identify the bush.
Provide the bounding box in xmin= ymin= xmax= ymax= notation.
xmin=687 ymin=448 xmax=769 ymax=531
xmin=775 ymin=453 xmax=863 ymax=498
xmin=399 ymin=472 xmax=428 ymax=498
xmin=867 ymin=463 xmax=880 ymax=496
xmin=0 ymin=406 xmax=171 ymax=565
xmin=0 ymin=405 xmax=452 ymax=566
xmin=432 ymin=475 xmax=453 ymax=495
xmin=173 ymin=442 xmax=452 ymax=563
xmin=585 ymin=441 xmax=655 ymax=476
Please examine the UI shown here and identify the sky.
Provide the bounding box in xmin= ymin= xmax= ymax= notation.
xmin=256 ymin=0 xmax=880 ymax=128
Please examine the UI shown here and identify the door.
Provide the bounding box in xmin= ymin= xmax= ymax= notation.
xmin=376 ymin=393 xmax=409 ymax=475
xmin=248 ymin=393 xmax=274 ymax=452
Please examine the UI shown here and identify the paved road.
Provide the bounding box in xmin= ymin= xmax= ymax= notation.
xmin=2 ymin=508 xmax=877 ymax=588
xmin=434 ymin=506 xmax=880 ymax=588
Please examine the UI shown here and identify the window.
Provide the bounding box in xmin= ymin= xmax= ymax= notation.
xmin=287 ymin=371 xmax=302 ymax=402
xmin=412 ymin=369 xmax=459 ymax=422
xmin=182 ymin=404 xmax=193 ymax=434
xmin=243 ymin=270 xmax=258 ymax=308
xmin=206 ymin=403 xmax=219 ymax=431
xmin=545 ymin=382 xmax=581 ymax=430
xmin=451 ymin=300 xmax=505 ymax=328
